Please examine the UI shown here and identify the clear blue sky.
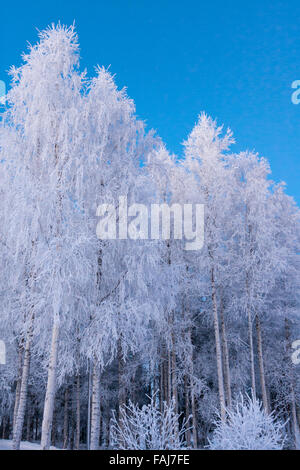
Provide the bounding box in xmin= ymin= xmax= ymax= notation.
xmin=1 ymin=0 xmax=299 ymax=203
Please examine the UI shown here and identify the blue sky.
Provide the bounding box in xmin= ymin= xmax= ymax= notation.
xmin=1 ymin=0 xmax=299 ymax=203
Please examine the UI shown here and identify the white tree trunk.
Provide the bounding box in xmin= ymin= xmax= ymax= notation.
xmin=41 ymin=320 xmax=60 ymax=450
xmin=118 ymin=340 xmax=126 ymax=413
xmin=290 ymin=386 xmax=299 ymax=449
xmin=285 ymin=318 xmax=299 ymax=448
xmin=90 ymin=361 xmax=101 ymax=450
xmin=245 ymin=214 xmax=257 ymax=398
xmin=13 ymin=342 xmax=23 ymax=431
xmin=220 ymin=303 xmax=232 ymax=409
xmin=171 ymin=342 xmax=178 ymax=414
xmin=12 ymin=326 xmax=33 ymax=450
xmin=185 ymin=327 xmax=197 ymax=448
xmin=255 ymin=315 xmax=268 ymax=413
xmin=211 ymin=268 xmax=226 ymax=421
xmin=248 ymin=308 xmax=256 ymax=397
xmin=171 ymin=332 xmax=179 ymax=441
xmin=87 ymin=360 xmax=92 ymax=449
xmin=160 ymin=357 xmax=164 ymax=413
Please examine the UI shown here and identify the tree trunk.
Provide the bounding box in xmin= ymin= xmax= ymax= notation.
xmin=41 ymin=320 xmax=60 ymax=450
xmin=248 ymin=308 xmax=256 ymax=397
xmin=26 ymin=407 xmax=31 ymax=442
xmin=285 ymin=318 xmax=299 ymax=448
xmin=35 ymin=414 xmax=38 ymax=441
xmin=171 ymin=333 xmax=179 ymax=443
xmin=290 ymin=387 xmax=299 ymax=449
xmin=164 ymin=358 xmax=168 ymax=406
xmin=184 ymin=375 xmax=191 ymax=447
xmin=255 ymin=314 xmax=268 ymax=413
xmin=63 ymin=387 xmax=69 ymax=449
xmin=118 ymin=341 xmax=126 ymax=414
xmin=190 ymin=378 xmax=198 ymax=449
xmin=211 ymin=267 xmax=226 ymax=421
xmin=13 ymin=342 xmax=24 ymax=430
xmin=245 ymin=216 xmax=256 ymax=398
xmin=171 ymin=342 xmax=178 ymax=414
xmin=75 ymin=372 xmax=81 ymax=450
xmin=167 ymin=350 xmax=172 ymax=405
xmin=106 ymin=416 xmax=110 ymax=449
xmin=186 ymin=327 xmax=197 ymax=449
xmin=220 ymin=303 xmax=232 ymax=409
xmin=51 ymin=408 xmax=56 ymax=447
xmin=2 ymin=417 xmax=6 ymax=439
xmin=87 ymin=360 xmax=92 ymax=449
xmin=90 ymin=361 xmax=101 ymax=450
xmin=12 ymin=317 xmax=33 ymax=450
xmin=160 ymin=359 xmax=164 ymax=413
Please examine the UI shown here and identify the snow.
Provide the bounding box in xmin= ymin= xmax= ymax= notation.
xmin=0 ymin=439 xmax=58 ymax=450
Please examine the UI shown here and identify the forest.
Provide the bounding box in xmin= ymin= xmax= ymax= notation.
xmin=0 ymin=24 xmax=299 ymax=451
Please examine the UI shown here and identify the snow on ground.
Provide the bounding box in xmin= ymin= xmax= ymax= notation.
xmin=0 ymin=439 xmax=58 ymax=450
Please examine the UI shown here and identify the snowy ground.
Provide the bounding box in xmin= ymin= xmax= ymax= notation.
xmin=0 ymin=439 xmax=58 ymax=450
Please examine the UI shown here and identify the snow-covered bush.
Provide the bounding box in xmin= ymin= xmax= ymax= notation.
xmin=110 ymin=394 xmax=190 ymax=449
xmin=208 ymin=394 xmax=286 ymax=450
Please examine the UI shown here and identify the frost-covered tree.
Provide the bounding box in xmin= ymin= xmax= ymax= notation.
xmin=77 ymin=65 xmax=161 ymax=450
xmin=110 ymin=394 xmax=189 ymax=450
xmin=208 ymin=394 xmax=286 ymax=450
xmin=1 ymin=23 xmax=90 ymax=449
xmin=182 ymin=113 xmax=235 ymax=422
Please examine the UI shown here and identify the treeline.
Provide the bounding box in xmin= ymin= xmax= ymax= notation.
xmin=0 ymin=24 xmax=299 ymax=450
